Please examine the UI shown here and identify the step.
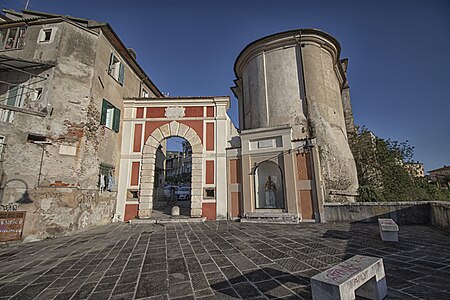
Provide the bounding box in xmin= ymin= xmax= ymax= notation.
xmin=129 ymin=217 xmax=206 ymax=224
xmin=242 ymin=212 xmax=299 ymax=224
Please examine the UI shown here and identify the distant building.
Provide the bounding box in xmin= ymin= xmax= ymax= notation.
xmin=404 ymin=162 xmax=425 ymax=178
xmin=429 ymin=165 xmax=450 ymax=189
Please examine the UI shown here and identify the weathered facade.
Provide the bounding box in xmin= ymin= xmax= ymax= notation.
xmin=230 ymin=29 xmax=359 ymax=222
xmin=0 ymin=9 xmax=161 ymax=240
xmin=1 ymin=9 xmax=360 ymax=240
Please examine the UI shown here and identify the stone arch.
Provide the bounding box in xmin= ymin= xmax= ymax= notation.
xmin=139 ymin=121 xmax=203 ymax=218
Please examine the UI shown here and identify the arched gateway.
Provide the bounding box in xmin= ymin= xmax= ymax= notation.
xmin=116 ymin=96 xmax=234 ymax=221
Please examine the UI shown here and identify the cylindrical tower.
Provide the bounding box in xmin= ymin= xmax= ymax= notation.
xmin=232 ymin=29 xmax=358 ymax=202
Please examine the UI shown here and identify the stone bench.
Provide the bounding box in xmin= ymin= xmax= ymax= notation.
xmin=378 ymin=218 xmax=399 ymax=242
xmin=311 ymin=255 xmax=387 ymax=300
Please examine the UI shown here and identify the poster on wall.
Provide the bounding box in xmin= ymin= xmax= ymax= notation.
xmin=0 ymin=211 xmax=26 ymax=242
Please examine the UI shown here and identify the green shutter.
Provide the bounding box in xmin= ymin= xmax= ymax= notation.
xmin=100 ymin=99 xmax=108 ymax=125
xmin=6 ymin=85 xmax=19 ymax=106
xmin=113 ymin=107 xmax=121 ymax=132
xmin=108 ymin=53 xmax=114 ymax=74
xmin=118 ymin=63 xmax=124 ymax=85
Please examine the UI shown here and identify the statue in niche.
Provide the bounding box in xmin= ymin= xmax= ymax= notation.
xmin=264 ymin=176 xmax=276 ymax=208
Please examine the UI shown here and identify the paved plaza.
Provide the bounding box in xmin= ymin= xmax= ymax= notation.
xmin=1 ymin=221 xmax=450 ymax=300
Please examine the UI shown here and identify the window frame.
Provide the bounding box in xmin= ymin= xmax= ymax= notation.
xmin=100 ymin=99 xmax=120 ymax=133
xmin=38 ymin=28 xmax=53 ymax=43
xmin=108 ymin=53 xmax=125 ymax=85
xmin=0 ymin=135 xmax=5 ymax=161
xmin=0 ymin=27 xmax=26 ymax=50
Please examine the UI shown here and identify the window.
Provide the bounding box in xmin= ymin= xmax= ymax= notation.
xmin=38 ymin=29 xmax=53 ymax=43
xmin=108 ymin=53 xmax=125 ymax=85
xmin=0 ymin=136 xmax=5 ymax=161
xmin=100 ymin=99 xmax=120 ymax=132
xmin=5 ymin=85 xmax=24 ymax=108
xmin=142 ymin=89 xmax=149 ymax=98
xmin=204 ymin=188 xmax=215 ymax=198
xmin=99 ymin=163 xmax=115 ymax=192
xmin=0 ymin=27 xmax=26 ymax=50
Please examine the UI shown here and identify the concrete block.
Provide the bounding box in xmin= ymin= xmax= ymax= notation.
xmin=159 ymin=124 xmax=170 ymax=138
xmin=151 ymin=128 xmax=163 ymax=143
xmin=171 ymin=206 xmax=180 ymax=216
xmin=145 ymin=136 xmax=160 ymax=148
xmin=191 ymin=195 xmax=202 ymax=203
xmin=378 ymin=218 xmax=399 ymax=242
xmin=191 ymin=208 xmax=202 ymax=217
xmin=191 ymin=143 xmax=203 ymax=153
xmin=311 ymin=255 xmax=387 ymax=300
xmin=169 ymin=121 xmax=180 ymax=136
xmin=140 ymin=176 xmax=153 ymax=184
xmin=138 ymin=209 xmax=152 ymax=218
xmin=184 ymin=129 xmax=198 ymax=142
xmin=178 ymin=124 xmax=190 ymax=138
xmin=142 ymin=144 xmax=157 ymax=154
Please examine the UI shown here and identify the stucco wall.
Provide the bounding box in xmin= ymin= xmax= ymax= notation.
xmin=0 ymin=19 xmax=154 ymax=240
xmin=430 ymin=202 xmax=450 ymax=231
xmin=234 ymin=29 xmax=359 ymax=204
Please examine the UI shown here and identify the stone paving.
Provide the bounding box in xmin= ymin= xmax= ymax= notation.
xmin=1 ymin=221 xmax=450 ymax=300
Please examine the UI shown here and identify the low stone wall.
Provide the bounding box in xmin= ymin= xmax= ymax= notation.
xmin=1 ymin=187 xmax=116 ymax=242
xmin=430 ymin=201 xmax=450 ymax=231
xmin=323 ymin=202 xmax=430 ymax=225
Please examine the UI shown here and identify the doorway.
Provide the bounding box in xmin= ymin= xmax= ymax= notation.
xmin=152 ymin=136 xmax=192 ymax=218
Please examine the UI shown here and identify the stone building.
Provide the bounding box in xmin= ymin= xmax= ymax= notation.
xmin=0 ymin=9 xmax=161 ymax=240
xmin=429 ymin=165 xmax=450 ymax=189
xmin=117 ymin=29 xmax=359 ymax=224
xmin=229 ymin=29 xmax=359 ymax=222
xmin=404 ymin=162 xmax=425 ymax=178
xmin=1 ymin=8 xmax=360 ymax=239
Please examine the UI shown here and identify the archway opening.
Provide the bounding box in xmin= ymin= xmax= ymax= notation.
xmin=152 ymin=136 xmax=192 ymax=217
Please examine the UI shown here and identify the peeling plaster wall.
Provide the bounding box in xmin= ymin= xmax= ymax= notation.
xmin=234 ymin=30 xmax=359 ymax=204
xmin=301 ymin=42 xmax=358 ymax=202
xmin=0 ymin=19 xmax=153 ymax=241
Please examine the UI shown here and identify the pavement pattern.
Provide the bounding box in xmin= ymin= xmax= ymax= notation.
xmin=0 ymin=221 xmax=450 ymax=300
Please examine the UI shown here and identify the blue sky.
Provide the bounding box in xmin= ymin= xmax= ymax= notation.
xmin=4 ymin=0 xmax=449 ymax=171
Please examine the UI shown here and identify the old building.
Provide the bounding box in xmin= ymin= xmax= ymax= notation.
xmin=229 ymin=29 xmax=359 ymax=222
xmin=0 ymin=9 xmax=161 ymax=240
xmin=404 ymin=162 xmax=425 ymax=178
xmin=1 ymin=9 xmax=360 ymax=240
xmin=429 ymin=165 xmax=450 ymax=189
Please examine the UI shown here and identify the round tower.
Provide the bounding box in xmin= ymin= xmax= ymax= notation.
xmin=232 ymin=29 xmax=358 ymax=202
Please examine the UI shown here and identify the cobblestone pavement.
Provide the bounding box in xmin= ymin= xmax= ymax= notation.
xmin=1 ymin=222 xmax=450 ymax=300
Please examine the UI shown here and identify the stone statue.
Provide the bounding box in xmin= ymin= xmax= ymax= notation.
xmin=265 ymin=176 xmax=276 ymax=207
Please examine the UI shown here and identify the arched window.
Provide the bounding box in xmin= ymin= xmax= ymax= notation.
xmin=254 ymin=161 xmax=285 ymax=209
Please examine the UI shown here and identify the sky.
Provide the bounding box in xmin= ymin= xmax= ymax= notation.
xmin=3 ymin=0 xmax=449 ymax=171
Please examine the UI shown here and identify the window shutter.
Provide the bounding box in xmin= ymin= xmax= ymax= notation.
xmin=113 ymin=107 xmax=121 ymax=132
xmin=118 ymin=63 xmax=125 ymax=85
xmin=108 ymin=53 xmax=114 ymax=74
xmin=6 ymin=86 xmax=19 ymax=106
xmin=100 ymin=99 xmax=108 ymax=125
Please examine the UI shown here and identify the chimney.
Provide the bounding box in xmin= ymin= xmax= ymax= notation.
xmin=127 ymin=48 xmax=137 ymax=59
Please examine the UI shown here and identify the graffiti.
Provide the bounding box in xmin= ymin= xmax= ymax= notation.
xmin=325 ymin=256 xmax=371 ymax=282
xmin=76 ymin=192 xmax=96 ymax=204
xmin=0 ymin=203 xmax=21 ymax=212
xmin=326 ymin=263 xmax=360 ymax=282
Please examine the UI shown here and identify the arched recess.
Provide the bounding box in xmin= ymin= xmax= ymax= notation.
xmin=139 ymin=121 xmax=203 ymax=218
xmin=254 ymin=161 xmax=285 ymax=209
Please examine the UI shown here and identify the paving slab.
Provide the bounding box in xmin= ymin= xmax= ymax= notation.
xmin=1 ymin=222 xmax=450 ymax=299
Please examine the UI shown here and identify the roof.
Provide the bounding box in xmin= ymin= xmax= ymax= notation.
xmin=0 ymin=9 xmax=163 ymax=97
xmin=233 ymin=28 xmax=343 ymax=78
xmin=429 ymin=165 xmax=450 ymax=173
